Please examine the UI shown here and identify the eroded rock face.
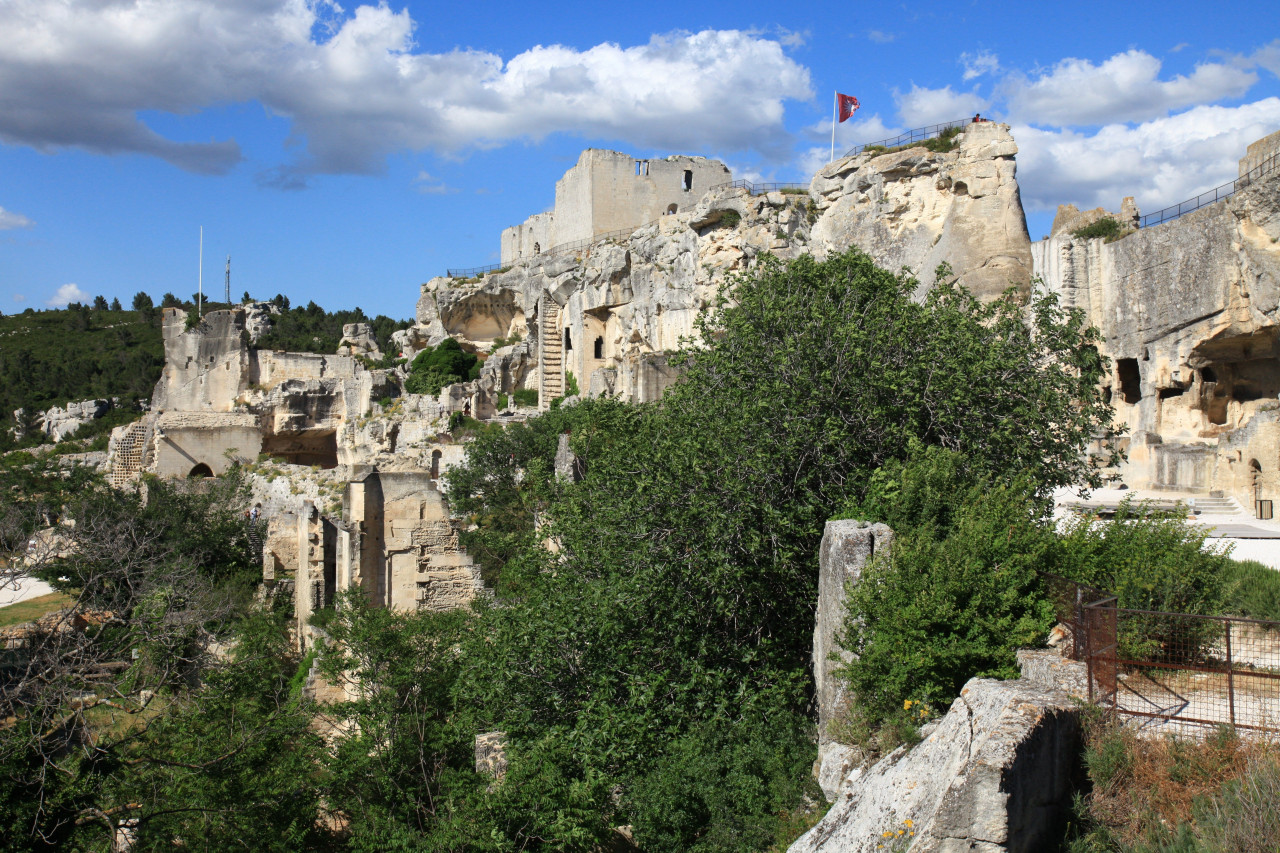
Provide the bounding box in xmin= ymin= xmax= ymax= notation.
xmin=38 ymin=399 xmax=110 ymax=442
xmin=809 ymin=122 xmax=1033 ymax=301
xmin=1032 ymin=137 xmax=1280 ymax=507
xmin=790 ymin=678 xmax=1082 ymax=853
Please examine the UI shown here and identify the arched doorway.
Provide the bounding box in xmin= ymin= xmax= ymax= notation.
xmin=188 ymin=463 xmax=213 ymax=478
xmin=1251 ymin=458 xmax=1263 ymax=501
xmin=430 ymin=449 xmax=442 ymax=479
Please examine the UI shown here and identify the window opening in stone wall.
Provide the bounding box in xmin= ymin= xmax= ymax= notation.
xmin=430 ymin=449 xmax=442 ymax=479
xmin=666 ymin=204 xmax=678 ymax=215
xmin=594 ymin=336 xmax=603 ymax=359
xmin=1159 ymin=385 xmax=1186 ymax=399
xmin=188 ymin=463 xmax=213 ymax=478
xmin=1202 ymin=367 xmax=1218 ymax=384
xmin=635 ymin=161 xmax=641 ymax=175
xmin=564 ymin=328 xmax=572 ymax=351
xmin=682 ymin=170 xmax=693 ymax=191
xmin=534 ymin=242 xmax=540 ymax=255
xmin=1117 ymin=358 xmax=1142 ymax=405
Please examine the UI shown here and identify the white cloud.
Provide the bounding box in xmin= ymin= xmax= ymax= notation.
xmin=1013 ymin=98 xmax=1280 ymax=214
xmin=961 ymin=51 xmax=1000 ymax=81
xmin=0 ymin=206 xmax=33 ymax=229
xmin=895 ymin=85 xmax=988 ymax=126
xmin=0 ymin=2 xmax=812 ymax=176
xmin=12 ymin=294 xmax=26 ymax=303
xmin=47 ymin=283 xmax=89 ymax=307
xmin=867 ymin=30 xmax=895 ymax=44
xmin=1004 ymin=50 xmax=1256 ymax=127
xmin=1253 ymin=40 xmax=1280 ymax=78
xmin=413 ymin=171 xmax=458 ymax=195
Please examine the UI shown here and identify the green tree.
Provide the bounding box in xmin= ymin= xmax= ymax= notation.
xmin=132 ymin=291 xmax=153 ymax=311
xmin=92 ymin=295 xmax=108 ymax=312
xmin=454 ymin=249 xmax=1117 ymax=851
xmin=403 ymin=339 xmax=480 ymax=396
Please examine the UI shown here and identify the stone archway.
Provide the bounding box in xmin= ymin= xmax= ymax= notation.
xmin=188 ymin=463 xmax=214 ymax=478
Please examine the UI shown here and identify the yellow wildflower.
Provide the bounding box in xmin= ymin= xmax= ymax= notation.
xmin=903 ymin=699 xmax=913 ymax=710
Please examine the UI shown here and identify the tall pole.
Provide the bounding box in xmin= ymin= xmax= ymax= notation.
xmin=198 ymin=226 xmax=203 ymax=318
xmin=225 ymin=255 xmax=231 ymax=305
xmin=830 ymin=91 xmax=836 ymax=163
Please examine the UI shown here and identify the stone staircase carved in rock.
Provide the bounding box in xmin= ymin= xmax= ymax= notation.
xmin=539 ymin=297 xmax=563 ymax=410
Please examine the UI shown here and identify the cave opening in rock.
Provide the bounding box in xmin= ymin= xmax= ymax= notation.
xmin=188 ymin=463 xmax=213 ymax=478
xmin=261 ymin=431 xmax=339 ymax=469
xmin=1117 ymin=358 xmax=1142 ymax=405
xmin=1201 ymin=366 xmax=1218 ymax=384
xmin=430 ymin=449 xmax=442 ymax=479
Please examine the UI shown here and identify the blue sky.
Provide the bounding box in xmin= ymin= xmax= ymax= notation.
xmin=2 ymin=0 xmax=1279 ymax=319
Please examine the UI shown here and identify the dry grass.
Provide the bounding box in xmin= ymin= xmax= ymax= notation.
xmin=0 ymin=591 xmax=74 ymax=629
xmin=1074 ymin=712 xmax=1280 ymax=851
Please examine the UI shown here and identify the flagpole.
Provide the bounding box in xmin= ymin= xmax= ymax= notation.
xmin=830 ymin=91 xmax=836 ymax=163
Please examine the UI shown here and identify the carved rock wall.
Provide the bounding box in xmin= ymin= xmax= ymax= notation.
xmin=1032 ymin=157 xmax=1280 ymax=507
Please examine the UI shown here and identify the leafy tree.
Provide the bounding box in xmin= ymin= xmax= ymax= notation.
xmin=160 ymin=293 xmax=181 ymax=308
xmin=403 ymin=339 xmax=480 ymax=396
xmin=454 ymin=249 xmax=1117 ymax=850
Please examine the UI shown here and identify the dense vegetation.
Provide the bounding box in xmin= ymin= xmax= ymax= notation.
xmin=251 ymin=295 xmax=411 ymax=358
xmin=0 ymin=303 xmax=164 ymax=450
xmin=437 ymin=248 xmax=1120 ymax=849
xmin=12 ymin=247 xmax=1275 ymax=850
xmin=404 ymin=338 xmax=481 ymax=396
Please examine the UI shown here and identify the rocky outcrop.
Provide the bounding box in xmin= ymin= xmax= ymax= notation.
xmin=37 ymin=399 xmax=110 ymax=442
xmin=336 ymin=322 xmax=381 ymax=359
xmin=789 ymin=677 xmax=1083 ymax=853
xmin=813 ymin=520 xmax=894 ymax=800
xmin=1032 ymin=132 xmax=1280 ymax=507
xmin=810 ymin=122 xmax=1033 ymax=302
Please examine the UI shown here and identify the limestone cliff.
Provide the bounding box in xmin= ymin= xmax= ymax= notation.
xmin=1032 ymin=132 xmax=1280 ymax=508
xmin=810 ymin=122 xmax=1033 ymax=301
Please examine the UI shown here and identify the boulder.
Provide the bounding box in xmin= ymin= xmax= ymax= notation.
xmin=789 ymin=677 xmax=1083 ymax=853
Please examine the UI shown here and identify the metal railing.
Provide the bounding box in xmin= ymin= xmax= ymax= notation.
xmin=706 ymin=179 xmax=809 ymax=195
xmin=446 ymin=263 xmax=505 ymax=279
xmin=844 ymin=118 xmax=972 ymax=158
xmin=1140 ymin=149 xmax=1280 ymax=228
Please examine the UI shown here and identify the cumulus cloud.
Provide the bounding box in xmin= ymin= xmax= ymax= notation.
xmin=867 ymin=30 xmax=895 ymax=44
xmin=1004 ymin=50 xmax=1256 ymax=126
xmin=961 ymin=51 xmax=1000 ymax=81
xmin=1013 ymin=98 xmax=1280 ymax=214
xmin=895 ymin=85 xmax=988 ymax=126
xmin=0 ymin=1 xmax=812 ymax=177
xmin=47 ymin=283 xmax=89 ymax=307
xmin=12 ymin=294 xmax=26 ymax=303
xmin=0 ymin=206 xmax=33 ymax=229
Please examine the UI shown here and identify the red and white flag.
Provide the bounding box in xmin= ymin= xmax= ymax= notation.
xmin=837 ymin=93 xmax=860 ymax=123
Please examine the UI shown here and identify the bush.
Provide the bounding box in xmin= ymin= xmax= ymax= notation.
xmin=564 ymin=370 xmax=580 ymax=397
xmin=1072 ymin=217 xmax=1123 ymax=242
xmin=718 ymin=209 xmax=741 ymax=228
xmin=839 ymin=451 xmax=1058 ymax=727
xmin=1058 ymin=502 xmax=1231 ymax=660
xmin=512 ymin=388 xmax=538 ymax=407
xmin=1222 ymin=559 xmax=1280 ymax=622
xmin=404 ymin=338 xmax=479 ymax=396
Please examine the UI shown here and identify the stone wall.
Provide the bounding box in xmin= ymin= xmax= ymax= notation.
xmin=500 ymin=150 xmax=732 ymax=265
xmin=150 ymin=411 xmax=261 ymax=478
xmin=342 ymin=471 xmax=485 ymax=613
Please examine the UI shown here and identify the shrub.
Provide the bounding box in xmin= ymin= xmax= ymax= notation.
xmin=1058 ymin=502 xmax=1231 ymax=660
xmin=404 ymin=338 xmax=479 ymax=396
xmin=496 ymin=393 xmax=509 ymax=410
xmin=565 ymin=370 xmax=580 ymax=397
xmin=1072 ymin=217 xmax=1123 ymax=242
xmin=512 ymin=388 xmax=538 ymax=407
xmin=719 ymin=209 xmax=741 ymax=228
xmin=838 ymin=451 xmax=1058 ymax=728
xmin=1222 ymin=559 xmax=1280 ymax=622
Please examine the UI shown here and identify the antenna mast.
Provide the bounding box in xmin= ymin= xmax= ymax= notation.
xmin=197 ymin=226 xmax=203 ymax=318
xmin=225 ymin=255 xmax=231 ymax=305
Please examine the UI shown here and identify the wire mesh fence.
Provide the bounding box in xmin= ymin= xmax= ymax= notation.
xmin=1043 ymin=573 xmax=1280 ymax=735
